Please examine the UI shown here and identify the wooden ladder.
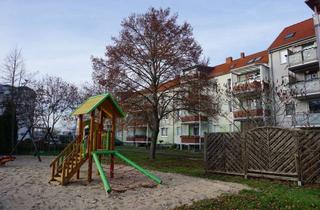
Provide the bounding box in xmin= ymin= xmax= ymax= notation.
xmin=50 ymin=141 xmax=87 ymax=185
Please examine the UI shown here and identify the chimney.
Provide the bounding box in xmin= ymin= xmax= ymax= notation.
xmin=240 ymin=52 xmax=245 ymax=58
xmin=226 ymin=57 xmax=233 ymax=64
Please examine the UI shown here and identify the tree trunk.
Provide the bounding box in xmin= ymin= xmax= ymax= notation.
xmin=149 ymin=120 xmax=160 ymax=160
xmin=10 ymin=103 xmax=16 ymax=153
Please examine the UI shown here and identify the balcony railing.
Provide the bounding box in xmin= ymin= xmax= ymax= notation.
xmin=233 ymin=108 xmax=270 ymax=120
xmin=180 ymin=135 xmax=204 ymax=144
xmin=289 ymin=79 xmax=320 ymax=98
xmin=181 ymin=115 xmax=208 ymax=122
xmin=232 ymin=80 xmax=269 ymax=95
xmin=288 ymin=47 xmax=318 ymax=71
xmin=126 ymin=135 xmax=150 ymax=142
xmin=294 ymin=112 xmax=320 ymax=127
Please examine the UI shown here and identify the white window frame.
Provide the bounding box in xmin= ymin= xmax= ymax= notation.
xmin=161 ymin=127 xmax=168 ymax=137
xmin=176 ymin=126 xmax=181 ymax=136
xmin=280 ymin=50 xmax=288 ymax=64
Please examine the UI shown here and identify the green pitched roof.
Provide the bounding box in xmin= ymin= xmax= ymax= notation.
xmin=72 ymin=93 xmax=125 ymax=118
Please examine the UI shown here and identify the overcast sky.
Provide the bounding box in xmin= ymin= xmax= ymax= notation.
xmin=0 ymin=0 xmax=313 ymax=85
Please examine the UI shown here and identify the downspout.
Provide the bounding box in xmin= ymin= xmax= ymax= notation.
xmin=313 ymin=6 xmax=320 ymax=69
xmin=172 ymin=117 xmax=175 ymax=145
xmin=269 ymin=52 xmax=277 ymax=126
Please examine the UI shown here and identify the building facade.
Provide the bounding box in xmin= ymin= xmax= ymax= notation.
xmin=269 ymin=18 xmax=320 ymax=128
xmin=120 ymin=2 xmax=320 ymax=147
xmin=0 ymin=84 xmax=36 ymax=141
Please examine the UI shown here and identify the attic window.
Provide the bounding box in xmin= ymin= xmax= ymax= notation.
xmin=285 ymin=32 xmax=296 ymax=40
xmin=247 ymin=58 xmax=255 ymax=64
xmin=254 ymin=57 xmax=262 ymax=62
xmin=247 ymin=58 xmax=256 ymax=64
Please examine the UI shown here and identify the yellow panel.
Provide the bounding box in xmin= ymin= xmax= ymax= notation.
xmin=72 ymin=94 xmax=107 ymax=115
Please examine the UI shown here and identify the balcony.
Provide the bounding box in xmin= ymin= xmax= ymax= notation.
xmin=233 ymin=108 xmax=270 ymax=121
xmin=232 ymin=80 xmax=269 ymax=96
xmin=290 ymin=79 xmax=320 ymax=99
xmin=126 ymin=135 xmax=150 ymax=143
xmin=181 ymin=115 xmax=208 ymax=123
xmin=294 ymin=112 xmax=320 ymax=127
xmin=180 ymin=135 xmax=204 ymax=144
xmin=288 ymin=47 xmax=318 ymax=72
xmin=126 ymin=119 xmax=147 ymax=127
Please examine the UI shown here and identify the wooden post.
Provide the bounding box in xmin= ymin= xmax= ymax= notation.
xmin=293 ymin=130 xmax=302 ymax=186
xmin=98 ymin=110 xmax=103 ymax=151
xmin=88 ymin=111 xmax=95 ymax=182
xmin=96 ymin=110 xmax=104 ymax=175
xmin=110 ymin=115 xmax=116 ymax=178
xmin=242 ymin=132 xmax=248 ymax=179
xmin=77 ymin=114 xmax=84 ymax=179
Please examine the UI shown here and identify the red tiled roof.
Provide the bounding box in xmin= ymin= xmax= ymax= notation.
xmin=156 ymin=51 xmax=269 ymax=89
xmin=158 ymin=77 xmax=180 ymax=91
xmin=208 ymin=50 xmax=269 ymax=77
xmin=269 ymin=18 xmax=315 ymax=51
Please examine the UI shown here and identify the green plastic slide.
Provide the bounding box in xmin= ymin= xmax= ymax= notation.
xmin=92 ymin=150 xmax=162 ymax=194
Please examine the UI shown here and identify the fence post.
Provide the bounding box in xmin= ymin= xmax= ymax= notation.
xmin=204 ymin=133 xmax=208 ymax=174
xmin=242 ymin=132 xmax=248 ymax=179
xmin=293 ymin=130 xmax=302 ymax=186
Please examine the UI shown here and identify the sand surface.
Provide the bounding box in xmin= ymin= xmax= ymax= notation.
xmin=0 ymin=156 xmax=248 ymax=210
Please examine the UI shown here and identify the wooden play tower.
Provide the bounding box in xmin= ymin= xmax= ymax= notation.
xmin=50 ymin=93 xmax=161 ymax=193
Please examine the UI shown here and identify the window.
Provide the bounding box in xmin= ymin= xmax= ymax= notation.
xmin=227 ymin=78 xmax=231 ymax=89
xmin=246 ymin=99 xmax=253 ymax=110
xmin=309 ymin=99 xmax=320 ymax=113
xmin=247 ymin=58 xmax=255 ymax=64
xmin=229 ymin=124 xmax=233 ymax=132
xmin=305 ymin=70 xmax=318 ymax=81
xmin=228 ymin=101 xmax=232 ymax=112
xmin=302 ymin=42 xmax=315 ymax=50
xmin=193 ymin=125 xmax=199 ymax=136
xmin=176 ymin=127 xmax=181 ymax=136
xmin=175 ymin=110 xmax=181 ymax=118
xmin=161 ymin=128 xmax=168 ymax=137
xmin=212 ymin=125 xmax=219 ymax=133
xmin=189 ymin=124 xmax=199 ymax=136
xmin=254 ymin=57 xmax=262 ymax=62
xmin=238 ymin=74 xmax=247 ymax=82
xmin=213 ymin=83 xmax=218 ymax=93
xmin=213 ymin=103 xmax=219 ymax=111
xmin=247 ymin=57 xmax=262 ymax=64
xmin=284 ymin=32 xmax=296 ymax=40
xmin=280 ymin=50 xmax=288 ymax=64
xmin=285 ymin=103 xmax=295 ymax=116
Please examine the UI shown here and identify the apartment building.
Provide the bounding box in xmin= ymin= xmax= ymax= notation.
xmin=121 ymin=1 xmax=320 ymax=147
xmin=121 ymin=52 xmax=270 ymax=148
xmin=0 ymin=84 xmax=36 ymax=141
xmin=269 ymin=18 xmax=320 ymax=128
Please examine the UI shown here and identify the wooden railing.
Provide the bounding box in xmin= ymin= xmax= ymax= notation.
xmin=50 ymin=140 xmax=76 ymax=177
xmin=50 ymin=140 xmax=85 ymax=184
xmin=60 ymin=143 xmax=82 ymax=185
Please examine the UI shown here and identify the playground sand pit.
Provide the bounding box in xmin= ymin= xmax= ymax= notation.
xmin=0 ymin=156 xmax=249 ymax=210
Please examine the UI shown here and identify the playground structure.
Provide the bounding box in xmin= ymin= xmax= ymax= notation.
xmin=49 ymin=93 xmax=161 ymax=194
xmin=0 ymin=155 xmax=16 ymax=166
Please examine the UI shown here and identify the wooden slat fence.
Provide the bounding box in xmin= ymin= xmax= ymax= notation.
xmin=204 ymin=127 xmax=320 ymax=184
xmin=205 ymin=132 xmax=244 ymax=176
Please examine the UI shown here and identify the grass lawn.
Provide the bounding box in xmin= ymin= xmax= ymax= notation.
xmin=117 ymin=146 xmax=320 ymax=210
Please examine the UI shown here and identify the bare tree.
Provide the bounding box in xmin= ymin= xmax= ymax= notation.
xmin=35 ymin=76 xmax=80 ymax=140
xmin=1 ymin=48 xmax=34 ymax=151
xmin=92 ymin=8 xmax=218 ymax=159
